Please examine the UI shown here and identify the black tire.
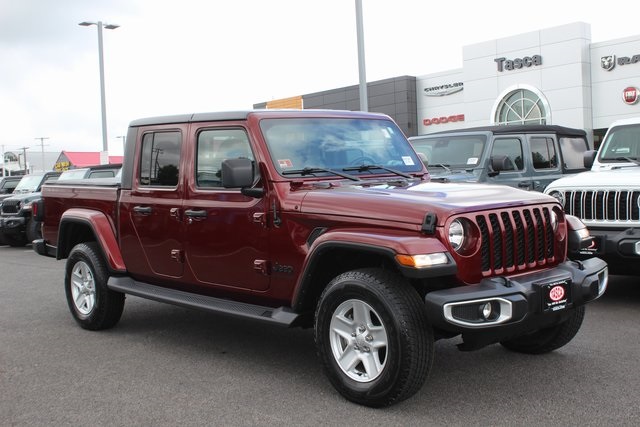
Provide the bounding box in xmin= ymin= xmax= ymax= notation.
xmin=314 ymin=268 xmax=434 ymax=407
xmin=65 ymin=242 xmax=125 ymax=330
xmin=26 ymin=218 xmax=41 ymax=243
xmin=500 ymin=306 xmax=586 ymax=354
xmin=0 ymin=232 xmax=6 ymax=246
xmin=4 ymin=233 xmax=28 ymax=247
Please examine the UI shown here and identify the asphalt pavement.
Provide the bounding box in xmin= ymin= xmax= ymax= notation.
xmin=1 ymin=244 xmax=639 ymax=426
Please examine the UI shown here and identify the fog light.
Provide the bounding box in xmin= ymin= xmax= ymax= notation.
xmin=480 ymin=302 xmax=492 ymax=319
xmin=443 ymin=297 xmax=513 ymax=327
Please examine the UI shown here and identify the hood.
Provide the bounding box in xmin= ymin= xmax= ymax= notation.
xmin=546 ymin=168 xmax=640 ymax=190
xmin=298 ymin=181 xmax=555 ymax=227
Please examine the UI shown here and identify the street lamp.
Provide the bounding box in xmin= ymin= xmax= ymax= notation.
xmin=79 ymin=20 xmax=119 ymax=164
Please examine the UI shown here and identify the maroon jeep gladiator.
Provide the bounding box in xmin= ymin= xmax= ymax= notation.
xmin=34 ymin=110 xmax=608 ymax=407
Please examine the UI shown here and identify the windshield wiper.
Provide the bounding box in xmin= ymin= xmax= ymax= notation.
xmin=342 ymin=164 xmax=413 ymax=179
xmin=601 ymin=157 xmax=640 ymax=168
xmin=282 ymin=167 xmax=361 ymax=181
xmin=428 ymin=163 xmax=451 ymax=172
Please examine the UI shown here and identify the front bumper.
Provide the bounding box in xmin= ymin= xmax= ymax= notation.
xmin=424 ymin=257 xmax=608 ymax=348
xmin=0 ymin=215 xmax=26 ymax=233
xmin=581 ymin=227 xmax=640 ymax=274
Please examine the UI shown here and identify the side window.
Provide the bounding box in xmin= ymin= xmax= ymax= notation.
xmin=559 ymin=136 xmax=587 ymax=169
xmin=491 ymin=138 xmax=524 ymax=171
xmin=139 ymin=131 xmax=181 ymax=187
xmin=530 ymin=137 xmax=558 ymax=169
xmin=196 ymin=128 xmax=254 ymax=188
xmin=88 ymin=170 xmax=116 ymax=179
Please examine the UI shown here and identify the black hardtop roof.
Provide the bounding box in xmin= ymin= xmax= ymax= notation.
xmin=68 ymin=163 xmax=122 ymax=171
xmin=128 ymin=109 xmax=388 ymax=127
xmin=411 ymin=124 xmax=587 ymax=139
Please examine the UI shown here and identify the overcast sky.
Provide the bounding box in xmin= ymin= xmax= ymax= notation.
xmin=0 ymin=0 xmax=636 ymax=157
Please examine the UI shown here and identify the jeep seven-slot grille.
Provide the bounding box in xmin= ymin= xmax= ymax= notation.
xmin=562 ymin=190 xmax=640 ymax=222
xmin=0 ymin=200 xmax=20 ymax=214
xmin=475 ymin=207 xmax=555 ymax=275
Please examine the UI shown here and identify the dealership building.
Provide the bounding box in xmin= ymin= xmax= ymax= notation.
xmin=255 ymin=22 xmax=640 ymax=148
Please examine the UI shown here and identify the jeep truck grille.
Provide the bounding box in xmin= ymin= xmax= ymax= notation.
xmin=560 ymin=190 xmax=640 ymax=223
xmin=450 ymin=205 xmax=559 ymax=283
xmin=1 ymin=200 xmax=20 ymax=214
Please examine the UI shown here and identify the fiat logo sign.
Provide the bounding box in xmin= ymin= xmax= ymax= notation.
xmin=549 ymin=285 xmax=566 ymax=302
xmin=623 ymin=86 xmax=639 ymax=105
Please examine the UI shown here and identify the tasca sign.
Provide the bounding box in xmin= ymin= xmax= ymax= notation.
xmin=494 ymin=55 xmax=542 ymax=72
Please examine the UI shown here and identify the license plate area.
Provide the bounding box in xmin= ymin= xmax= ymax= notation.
xmin=537 ymin=278 xmax=571 ymax=312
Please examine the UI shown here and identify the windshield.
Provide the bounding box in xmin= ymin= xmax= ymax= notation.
xmin=599 ymin=124 xmax=640 ymax=162
xmin=410 ymin=135 xmax=487 ymax=168
xmin=13 ymin=175 xmax=44 ymax=193
xmin=260 ymin=118 xmax=423 ymax=177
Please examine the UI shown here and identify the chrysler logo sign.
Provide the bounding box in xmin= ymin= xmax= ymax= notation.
xmin=424 ymin=82 xmax=464 ymax=96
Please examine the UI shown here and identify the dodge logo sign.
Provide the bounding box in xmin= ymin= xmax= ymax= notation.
xmin=601 ymin=55 xmax=616 ymax=71
xmin=623 ymin=87 xmax=639 ymax=105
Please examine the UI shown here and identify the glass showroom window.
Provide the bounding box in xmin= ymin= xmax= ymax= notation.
xmin=496 ymin=89 xmax=547 ymax=125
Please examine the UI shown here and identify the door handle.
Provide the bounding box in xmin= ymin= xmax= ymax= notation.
xmin=184 ymin=209 xmax=207 ymax=223
xmin=518 ymin=181 xmax=532 ymax=190
xmin=133 ymin=206 xmax=153 ymax=215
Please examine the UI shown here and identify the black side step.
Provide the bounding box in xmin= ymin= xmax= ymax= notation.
xmin=107 ymin=276 xmax=300 ymax=327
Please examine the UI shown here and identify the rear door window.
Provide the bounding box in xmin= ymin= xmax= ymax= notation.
xmin=530 ymin=137 xmax=558 ymax=170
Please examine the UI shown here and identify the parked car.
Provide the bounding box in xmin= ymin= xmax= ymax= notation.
xmin=33 ymin=110 xmax=607 ymax=407
xmin=0 ymin=165 xmax=121 ymax=247
xmin=0 ymin=176 xmax=22 ymax=196
xmin=0 ymin=171 xmax=60 ymax=246
xmin=545 ymin=117 xmax=640 ymax=274
xmin=409 ymin=125 xmax=590 ymax=191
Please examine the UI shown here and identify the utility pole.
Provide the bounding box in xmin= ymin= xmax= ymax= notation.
xmin=18 ymin=146 xmax=29 ymax=174
xmin=1 ymin=144 xmax=5 ymax=177
xmin=35 ymin=137 xmax=50 ymax=172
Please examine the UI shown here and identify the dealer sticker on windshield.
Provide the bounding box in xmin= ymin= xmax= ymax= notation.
xmin=538 ymin=279 xmax=571 ymax=312
xmin=402 ymin=156 xmax=415 ymax=166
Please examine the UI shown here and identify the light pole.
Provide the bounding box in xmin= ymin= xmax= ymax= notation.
xmin=79 ymin=21 xmax=119 ymax=164
xmin=355 ymin=0 xmax=368 ymax=112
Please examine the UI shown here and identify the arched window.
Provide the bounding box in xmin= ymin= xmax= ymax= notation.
xmin=4 ymin=152 xmax=19 ymax=163
xmin=494 ymin=88 xmax=548 ymax=125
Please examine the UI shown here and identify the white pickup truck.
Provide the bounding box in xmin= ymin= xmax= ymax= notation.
xmin=545 ymin=117 xmax=640 ymax=274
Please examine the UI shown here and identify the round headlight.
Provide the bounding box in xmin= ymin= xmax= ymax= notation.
xmin=448 ymin=219 xmax=465 ymax=251
xmin=548 ymin=190 xmax=565 ymax=206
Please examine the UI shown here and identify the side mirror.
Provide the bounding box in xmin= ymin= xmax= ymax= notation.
xmin=583 ymin=150 xmax=597 ymax=169
xmin=489 ymin=154 xmax=515 ymax=175
xmin=221 ymin=158 xmax=263 ymax=198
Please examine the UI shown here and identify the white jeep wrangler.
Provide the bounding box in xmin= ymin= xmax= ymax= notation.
xmin=545 ymin=117 xmax=640 ymax=274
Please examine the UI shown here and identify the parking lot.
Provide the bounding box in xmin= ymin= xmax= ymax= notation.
xmin=1 ymin=244 xmax=639 ymax=426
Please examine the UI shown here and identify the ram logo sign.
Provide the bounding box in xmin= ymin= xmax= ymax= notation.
xmin=601 ymin=55 xmax=616 ymax=71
